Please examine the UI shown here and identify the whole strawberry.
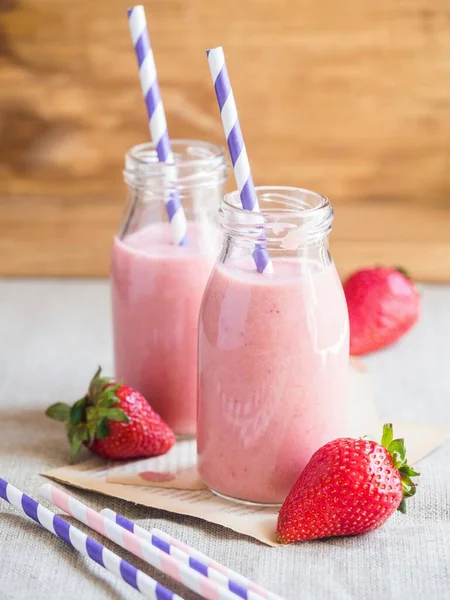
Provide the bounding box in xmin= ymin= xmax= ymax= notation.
xmin=344 ymin=267 xmax=420 ymax=356
xmin=277 ymin=423 xmax=419 ymax=543
xmin=46 ymin=367 xmax=175 ymax=460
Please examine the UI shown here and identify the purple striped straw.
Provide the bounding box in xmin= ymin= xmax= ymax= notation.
xmin=101 ymin=509 xmax=285 ymax=600
xmin=0 ymin=478 xmax=181 ymax=600
xmin=128 ymin=5 xmax=188 ymax=246
xmin=206 ymin=47 xmax=272 ymax=274
xmin=41 ymin=484 xmax=243 ymax=600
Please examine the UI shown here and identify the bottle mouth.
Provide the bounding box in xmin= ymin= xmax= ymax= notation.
xmin=221 ymin=186 xmax=333 ymax=247
xmin=124 ymin=139 xmax=229 ymax=193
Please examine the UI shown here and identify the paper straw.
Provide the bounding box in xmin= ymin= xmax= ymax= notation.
xmin=101 ymin=509 xmax=285 ymax=600
xmin=0 ymin=479 xmax=181 ymax=600
xmin=41 ymin=484 xmax=244 ymax=600
xmin=206 ymin=47 xmax=272 ymax=274
xmin=128 ymin=5 xmax=187 ymax=246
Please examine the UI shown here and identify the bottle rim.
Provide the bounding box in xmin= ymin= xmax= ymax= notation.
xmin=221 ymin=186 xmax=333 ymax=247
xmin=124 ymin=139 xmax=229 ymax=191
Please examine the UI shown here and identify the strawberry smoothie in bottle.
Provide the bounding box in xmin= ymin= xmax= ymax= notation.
xmin=197 ymin=187 xmax=349 ymax=504
xmin=111 ymin=141 xmax=227 ymax=436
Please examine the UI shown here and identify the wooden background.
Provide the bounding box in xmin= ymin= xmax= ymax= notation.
xmin=1 ymin=0 xmax=450 ymax=280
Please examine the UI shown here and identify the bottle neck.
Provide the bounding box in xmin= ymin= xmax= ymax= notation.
xmin=123 ymin=139 xmax=228 ymax=201
xmin=119 ymin=140 xmax=228 ymax=238
xmin=219 ymin=187 xmax=334 ymax=266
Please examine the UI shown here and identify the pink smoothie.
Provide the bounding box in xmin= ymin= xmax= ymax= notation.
xmin=111 ymin=222 xmax=216 ymax=435
xmin=198 ymin=258 xmax=349 ymax=504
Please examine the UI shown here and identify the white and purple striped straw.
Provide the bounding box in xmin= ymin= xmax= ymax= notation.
xmin=41 ymin=484 xmax=246 ymax=600
xmin=206 ymin=47 xmax=272 ymax=274
xmin=128 ymin=5 xmax=187 ymax=246
xmin=101 ymin=509 xmax=285 ymax=600
xmin=0 ymin=479 xmax=181 ymax=600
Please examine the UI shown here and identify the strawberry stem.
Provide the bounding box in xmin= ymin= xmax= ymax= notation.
xmin=381 ymin=423 xmax=393 ymax=448
xmin=394 ymin=266 xmax=411 ymax=280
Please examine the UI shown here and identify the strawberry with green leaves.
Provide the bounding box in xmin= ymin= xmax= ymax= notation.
xmin=46 ymin=367 xmax=175 ymax=460
xmin=277 ymin=423 xmax=419 ymax=543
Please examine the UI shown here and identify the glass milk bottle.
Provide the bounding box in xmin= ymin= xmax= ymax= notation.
xmin=198 ymin=187 xmax=349 ymax=504
xmin=111 ymin=140 xmax=228 ymax=436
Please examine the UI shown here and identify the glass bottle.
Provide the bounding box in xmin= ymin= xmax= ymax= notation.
xmin=198 ymin=186 xmax=349 ymax=504
xmin=111 ymin=140 xmax=228 ymax=436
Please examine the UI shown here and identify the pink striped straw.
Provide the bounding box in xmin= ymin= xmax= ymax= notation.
xmin=206 ymin=46 xmax=272 ymax=274
xmin=0 ymin=479 xmax=181 ymax=599
xmin=101 ymin=509 xmax=285 ymax=600
xmin=128 ymin=5 xmax=187 ymax=246
xmin=40 ymin=484 xmax=250 ymax=600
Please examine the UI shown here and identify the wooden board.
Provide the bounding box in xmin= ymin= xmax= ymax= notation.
xmin=1 ymin=0 xmax=450 ymax=278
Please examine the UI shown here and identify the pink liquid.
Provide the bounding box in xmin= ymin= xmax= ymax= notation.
xmin=198 ymin=258 xmax=349 ymax=504
xmin=111 ymin=222 xmax=216 ymax=435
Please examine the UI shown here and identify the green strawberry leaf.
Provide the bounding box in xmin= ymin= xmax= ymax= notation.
xmin=97 ymin=386 xmax=121 ymax=409
xmin=97 ymin=407 xmax=112 ymax=418
xmin=88 ymin=366 xmax=103 ymax=397
xmin=88 ymin=367 xmax=118 ymax=401
xmin=398 ymin=499 xmax=407 ymax=514
xmin=105 ymin=408 xmax=129 ymax=423
xmin=90 ymin=377 xmax=111 ymax=398
xmin=68 ymin=427 xmax=89 ymax=458
xmin=400 ymin=465 xmax=420 ymax=478
xmin=106 ymin=383 xmax=121 ymax=395
xmin=101 ymin=392 xmax=119 ymax=409
xmin=85 ymin=406 xmax=97 ymax=422
xmin=381 ymin=423 xmax=393 ymax=448
xmin=45 ymin=403 xmax=71 ymax=422
xmin=388 ymin=438 xmax=406 ymax=468
xmin=96 ymin=418 xmax=110 ymax=440
xmin=86 ymin=418 xmax=98 ymax=445
xmin=401 ymin=474 xmax=417 ymax=497
xmin=70 ymin=436 xmax=83 ymax=458
xmin=70 ymin=398 xmax=87 ymax=425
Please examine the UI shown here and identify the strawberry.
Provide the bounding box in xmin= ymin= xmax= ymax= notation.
xmin=343 ymin=267 xmax=420 ymax=356
xmin=46 ymin=367 xmax=175 ymax=460
xmin=276 ymin=423 xmax=419 ymax=543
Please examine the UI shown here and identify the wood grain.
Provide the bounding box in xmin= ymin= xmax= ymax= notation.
xmin=1 ymin=0 xmax=450 ymax=278
xmin=1 ymin=195 xmax=449 ymax=282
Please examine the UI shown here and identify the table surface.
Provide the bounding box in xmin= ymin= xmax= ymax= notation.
xmin=0 ymin=279 xmax=449 ymax=600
